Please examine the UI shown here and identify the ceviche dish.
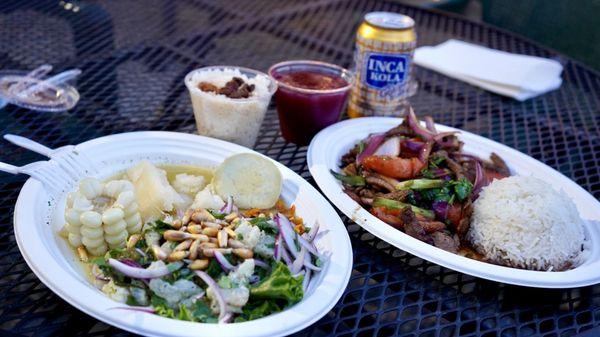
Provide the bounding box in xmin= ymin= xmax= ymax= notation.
xmin=333 ymin=108 xmax=585 ymax=271
xmin=60 ymin=153 xmax=326 ymax=323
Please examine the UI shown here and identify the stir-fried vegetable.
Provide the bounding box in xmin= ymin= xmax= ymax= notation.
xmin=335 ymin=110 xmax=510 ymax=255
xmin=372 ymin=198 xmax=435 ymax=219
xmin=330 ymin=170 xmax=365 ymax=186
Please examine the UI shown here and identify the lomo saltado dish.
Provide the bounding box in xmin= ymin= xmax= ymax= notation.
xmin=333 ymin=108 xmax=586 ymax=271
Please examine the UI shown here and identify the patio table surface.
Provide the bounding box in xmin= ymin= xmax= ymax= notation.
xmin=0 ymin=1 xmax=599 ymax=336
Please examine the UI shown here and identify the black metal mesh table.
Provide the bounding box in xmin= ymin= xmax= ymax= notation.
xmin=1 ymin=1 xmax=599 ymax=336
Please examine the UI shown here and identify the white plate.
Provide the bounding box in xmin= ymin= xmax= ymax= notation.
xmin=14 ymin=131 xmax=353 ymax=337
xmin=308 ymin=117 xmax=600 ymax=288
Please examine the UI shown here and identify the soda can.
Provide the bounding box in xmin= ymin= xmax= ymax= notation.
xmin=348 ymin=12 xmax=417 ymax=118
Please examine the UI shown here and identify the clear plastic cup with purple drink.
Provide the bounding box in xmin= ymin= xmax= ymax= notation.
xmin=268 ymin=60 xmax=353 ymax=145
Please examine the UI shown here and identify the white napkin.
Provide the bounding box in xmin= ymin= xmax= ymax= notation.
xmin=414 ymin=39 xmax=563 ymax=101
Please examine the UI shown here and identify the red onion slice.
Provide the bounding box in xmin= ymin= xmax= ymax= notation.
xmin=273 ymin=233 xmax=282 ymax=262
xmin=120 ymin=258 xmax=142 ymax=268
xmin=276 ymin=214 xmax=299 ymax=258
xmin=297 ymin=234 xmax=319 ymax=257
xmin=280 ymin=245 xmax=293 ymax=266
xmin=305 ymin=221 xmax=320 ymax=242
xmin=472 ymin=160 xmax=485 ymax=198
xmin=302 ymin=269 xmax=311 ymax=292
xmin=373 ymin=136 xmax=401 ymax=157
xmin=253 ymin=259 xmax=270 ymax=269
xmin=407 ymin=107 xmax=436 ymax=140
xmin=224 ymin=196 xmax=233 ymax=214
xmin=195 ymin=271 xmax=228 ymax=323
xmin=424 ymin=116 xmax=437 ymax=133
xmin=214 ymin=250 xmax=235 ymax=272
xmin=303 ymin=259 xmax=322 ymax=272
xmin=403 ymin=139 xmax=424 ymax=153
xmin=356 ymin=133 xmax=386 ymax=164
xmin=291 ymin=247 xmax=306 ymax=275
xmin=108 ymin=259 xmax=182 ymax=279
xmin=109 ymin=306 xmax=156 ymax=314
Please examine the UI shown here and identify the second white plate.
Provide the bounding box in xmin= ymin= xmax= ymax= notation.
xmin=308 ymin=117 xmax=600 ymax=288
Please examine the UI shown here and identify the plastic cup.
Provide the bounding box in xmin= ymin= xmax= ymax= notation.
xmin=184 ymin=66 xmax=277 ymax=148
xmin=268 ymin=60 xmax=353 ymax=146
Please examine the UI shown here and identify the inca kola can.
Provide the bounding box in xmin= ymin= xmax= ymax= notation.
xmin=348 ymin=12 xmax=417 ymax=118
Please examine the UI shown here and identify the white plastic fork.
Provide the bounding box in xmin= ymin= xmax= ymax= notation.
xmin=3 ymin=134 xmax=99 ymax=180
xmin=0 ymin=160 xmax=69 ymax=195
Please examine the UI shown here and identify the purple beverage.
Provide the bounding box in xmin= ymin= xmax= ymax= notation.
xmin=269 ymin=61 xmax=352 ymax=145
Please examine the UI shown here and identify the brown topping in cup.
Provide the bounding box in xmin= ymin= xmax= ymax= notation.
xmin=197 ymin=77 xmax=255 ymax=99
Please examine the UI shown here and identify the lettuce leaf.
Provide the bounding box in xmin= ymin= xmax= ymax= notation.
xmin=249 ymin=261 xmax=303 ymax=304
xmin=151 ymin=295 xmax=175 ymax=319
xmin=235 ymin=299 xmax=282 ymax=322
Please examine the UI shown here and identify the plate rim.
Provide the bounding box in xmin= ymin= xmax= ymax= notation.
xmin=14 ymin=131 xmax=353 ymax=337
xmin=307 ymin=116 xmax=600 ymax=288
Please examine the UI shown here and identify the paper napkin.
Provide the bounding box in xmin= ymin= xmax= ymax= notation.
xmin=414 ymin=39 xmax=563 ymax=101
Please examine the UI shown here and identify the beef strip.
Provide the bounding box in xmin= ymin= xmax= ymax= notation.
xmin=419 ymin=220 xmax=447 ymax=233
xmin=490 ymin=152 xmax=510 ymax=176
xmin=341 ymin=145 xmax=360 ymax=167
xmin=431 ymin=231 xmax=460 ymax=253
xmin=400 ymin=207 xmax=433 ymax=244
xmin=365 ymin=175 xmax=396 ymax=192
xmin=380 ymin=190 xmax=409 ymax=202
xmin=343 ymin=189 xmax=362 ymax=205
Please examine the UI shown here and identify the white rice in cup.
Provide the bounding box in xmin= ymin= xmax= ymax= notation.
xmin=184 ymin=66 xmax=276 ymax=148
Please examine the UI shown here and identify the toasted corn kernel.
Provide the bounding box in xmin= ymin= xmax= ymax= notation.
xmin=224 ymin=212 xmax=238 ymax=221
xmin=202 ymin=248 xmax=232 ymax=257
xmin=168 ymin=250 xmax=189 ymax=262
xmin=233 ymin=248 xmax=253 ymax=259
xmin=187 ymin=224 xmax=203 ymax=234
xmin=172 ymin=219 xmax=182 ymax=229
xmin=189 ymin=239 xmax=201 ymax=260
xmin=202 ymin=221 xmax=222 ymax=229
xmin=189 ymin=259 xmax=209 ymax=270
xmin=164 ymin=230 xmax=189 ymax=241
xmin=192 ymin=209 xmax=215 ymax=223
xmin=228 ymin=239 xmax=246 ymax=248
xmin=190 ymin=233 xmax=209 ymax=242
xmin=200 ymin=242 xmax=218 ymax=249
xmin=77 ymin=245 xmax=89 ymax=262
xmin=231 ymin=218 xmax=241 ymax=226
xmin=225 ymin=227 xmax=237 ymax=238
xmin=217 ymin=229 xmax=228 ymax=248
xmin=152 ymin=245 xmax=167 ymax=260
xmin=174 ymin=239 xmax=192 ymax=252
xmin=182 ymin=209 xmax=193 ymax=225
xmin=202 ymin=227 xmax=219 ymax=237
xmin=208 ymin=237 xmax=218 ymax=244
xmin=258 ymin=213 xmax=266 ymax=218
xmin=126 ymin=234 xmax=141 ymax=250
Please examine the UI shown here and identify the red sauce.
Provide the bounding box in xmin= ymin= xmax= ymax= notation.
xmin=277 ymin=71 xmax=348 ymax=90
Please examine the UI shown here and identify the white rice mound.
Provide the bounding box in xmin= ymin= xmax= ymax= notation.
xmin=468 ymin=175 xmax=585 ymax=271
